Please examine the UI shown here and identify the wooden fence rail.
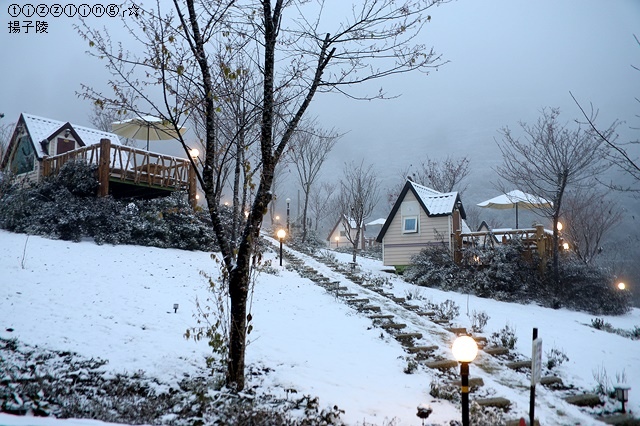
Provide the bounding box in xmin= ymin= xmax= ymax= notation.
xmin=42 ymin=139 xmax=197 ymax=208
xmin=453 ymin=225 xmax=557 ymax=272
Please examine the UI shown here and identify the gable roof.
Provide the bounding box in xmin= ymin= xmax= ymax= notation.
xmin=326 ymin=215 xmax=363 ymax=241
xmin=1 ymin=113 xmax=122 ymax=167
xmin=376 ymin=180 xmax=466 ymax=243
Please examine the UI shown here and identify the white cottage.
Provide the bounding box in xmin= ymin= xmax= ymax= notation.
xmin=376 ymin=180 xmax=469 ymax=269
xmin=327 ymin=215 xmax=366 ymax=249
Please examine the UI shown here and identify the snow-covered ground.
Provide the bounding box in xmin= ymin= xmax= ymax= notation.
xmin=1 ymin=230 xmax=638 ymax=425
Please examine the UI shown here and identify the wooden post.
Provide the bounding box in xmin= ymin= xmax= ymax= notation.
xmin=187 ymin=161 xmax=197 ymax=209
xmin=452 ymin=208 xmax=462 ymax=264
xmin=98 ymin=138 xmax=111 ymax=197
xmin=535 ymin=224 xmax=546 ymax=274
xmin=42 ymin=157 xmax=50 ymax=177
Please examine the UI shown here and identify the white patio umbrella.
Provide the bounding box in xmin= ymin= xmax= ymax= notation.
xmin=477 ymin=190 xmax=552 ymax=229
xmin=111 ymin=115 xmax=186 ymax=151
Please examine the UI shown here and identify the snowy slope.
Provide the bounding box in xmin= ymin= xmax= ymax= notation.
xmin=1 ymin=230 xmax=638 ymax=425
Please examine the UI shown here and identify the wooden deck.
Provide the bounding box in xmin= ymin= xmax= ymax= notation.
xmin=42 ymin=139 xmax=196 ymax=207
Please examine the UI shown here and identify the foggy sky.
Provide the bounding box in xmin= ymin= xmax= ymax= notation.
xmin=1 ymin=0 xmax=639 ymax=223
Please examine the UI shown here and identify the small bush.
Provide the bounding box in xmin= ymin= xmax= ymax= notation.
xmin=592 ymin=364 xmax=611 ymax=396
xmin=546 ymin=346 xmax=569 ymax=370
xmin=591 ymin=318 xmax=613 ymax=331
xmin=404 ymin=287 xmax=425 ymax=301
xmin=489 ymin=323 xmax=517 ymax=349
xmin=430 ymin=299 xmax=460 ymax=323
xmin=429 ymin=380 xmax=459 ymax=402
xmin=470 ymin=310 xmax=490 ymax=333
xmin=403 ymin=358 xmax=418 ymax=374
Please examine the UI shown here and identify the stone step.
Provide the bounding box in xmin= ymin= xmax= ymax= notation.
xmin=506 ymin=360 xmax=531 ymax=370
xmin=483 ymin=346 xmax=509 ymax=356
xmin=417 ymin=311 xmax=436 ymax=317
xmin=432 ymin=319 xmax=450 ymax=325
xmin=473 ymin=336 xmax=488 ymax=346
xmin=369 ymin=314 xmax=394 ymax=320
xmin=338 ymin=292 xmax=359 ymax=298
xmin=402 ymin=304 xmax=421 ymax=311
xmin=391 ymin=297 xmax=406 ymax=303
xmin=359 ymin=305 xmax=381 ymax=312
xmin=395 ymin=332 xmax=423 ymax=341
xmin=475 ymin=397 xmax=511 ymax=409
xmin=380 ymin=323 xmax=407 ymax=330
xmin=424 ymin=359 xmax=458 ymax=370
xmin=346 ymin=298 xmax=370 ymax=304
xmin=564 ymin=393 xmax=601 ymax=407
xmin=446 ymin=327 xmax=468 ymax=335
xmin=540 ymin=376 xmax=563 ymax=386
xmin=406 ymin=345 xmax=438 ymax=354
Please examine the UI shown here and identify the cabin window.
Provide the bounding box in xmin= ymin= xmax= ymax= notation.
xmin=403 ymin=216 xmax=418 ymax=233
xmin=339 ymin=231 xmax=346 ymax=237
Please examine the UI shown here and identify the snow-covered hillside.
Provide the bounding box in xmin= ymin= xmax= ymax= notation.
xmin=1 ymin=230 xmax=638 ymax=425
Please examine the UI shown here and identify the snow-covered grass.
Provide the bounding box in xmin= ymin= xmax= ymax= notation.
xmin=1 ymin=230 xmax=639 ymax=425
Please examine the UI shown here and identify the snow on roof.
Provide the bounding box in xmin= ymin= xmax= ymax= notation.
xmin=366 ymin=218 xmax=386 ymax=226
xmin=23 ymin=113 xmax=121 ymax=158
xmin=409 ymin=181 xmax=459 ymax=216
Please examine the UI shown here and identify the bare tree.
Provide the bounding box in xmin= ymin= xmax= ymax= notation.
xmin=289 ymin=124 xmax=339 ymax=242
xmin=562 ymin=188 xmax=622 ymax=265
xmin=411 ymin=156 xmax=471 ymax=194
xmin=386 ymin=156 xmax=470 ymax=207
xmin=309 ymin=181 xmax=337 ymax=232
xmin=571 ymin=91 xmax=638 ymax=193
xmin=0 ymin=120 xmax=14 ymax=164
xmin=88 ymin=102 xmax=136 ymax=146
xmin=78 ymin=0 xmax=448 ymax=391
xmin=496 ymin=107 xmax=614 ymax=296
xmin=338 ymin=161 xmax=380 ymax=263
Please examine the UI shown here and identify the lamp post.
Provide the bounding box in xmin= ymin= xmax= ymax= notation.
xmin=286 ymin=198 xmax=291 ymax=233
xmin=277 ymin=229 xmax=286 ymax=266
xmin=618 ymin=282 xmax=626 ymax=290
xmin=335 ymin=235 xmax=339 ymax=248
xmin=452 ymin=335 xmax=478 ymax=426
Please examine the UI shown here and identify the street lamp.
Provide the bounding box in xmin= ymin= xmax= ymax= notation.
xmin=557 ymin=221 xmax=563 ymax=231
xmin=335 ymin=235 xmax=339 ymax=248
xmin=277 ymin=229 xmax=286 ymax=266
xmin=618 ymin=282 xmax=626 ymax=290
xmin=286 ymin=198 xmax=291 ymax=233
xmin=452 ymin=335 xmax=478 ymax=426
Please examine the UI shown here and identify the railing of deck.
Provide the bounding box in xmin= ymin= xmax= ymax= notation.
xmin=41 ymin=139 xmax=196 ymax=207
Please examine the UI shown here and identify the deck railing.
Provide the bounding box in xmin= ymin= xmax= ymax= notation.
xmin=42 ymin=139 xmax=196 ymax=207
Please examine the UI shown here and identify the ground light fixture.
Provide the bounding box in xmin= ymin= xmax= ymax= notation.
xmin=277 ymin=229 xmax=286 ymax=266
xmin=614 ymin=384 xmax=630 ymax=413
xmin=452 ymin=335 xmax=478 ymax=426
xmin=416 ymin=403 xmax=432 ymax=425
xmin=173 ymin=303 xmax=179 ymax=313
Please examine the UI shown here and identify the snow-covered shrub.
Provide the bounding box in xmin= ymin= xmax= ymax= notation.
xmin=289 ymin=229 xmax=325 ymax=255
xmin=404 ymin=245 xmax=467 ymax=291
xmin=489 ymin=323 xmax=517 ymax=349
xmin=591 ymin=318 xmax=613 ymax=331
xmin=404 ymin=287 xmax=426 ymax=301
xmin=430 ymin=299 xmax=460 ymax=323
xmin=0 ymin=171 xmax=218 ymax=250
xmin=556 ymin=257 xmax=631 ymax=315
xmin=546 ymin=346 xmax=569 ymax=370
xmin=429 ymin=380 xmax=459 ymax=402
xmin=470 ymin=310 xmax=490 ymax=333
xmin=469 ymin=401 xmax=506 ymax=426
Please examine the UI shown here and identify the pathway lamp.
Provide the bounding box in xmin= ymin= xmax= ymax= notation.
xmin=452 ymin=335 xmax=479 ymax=426
xmin=416 ymin=403 xmax=432 ymax=425
xmin=557 ymin=221 xmax=563 ymax=231
xmin=618 ymin=282 xmax=626 ymax=290
xmin=335 ymin=236 xmax=339 ymax=248
xmin=173 ymin=303 xmax=179 ymax=313
xmin=614 ymin=384 xmax=630 ymax=413
xmin=286 ymin=198 xmax=291 ymax=232
xmin=277 ymin=229 xmax=286 ymax=266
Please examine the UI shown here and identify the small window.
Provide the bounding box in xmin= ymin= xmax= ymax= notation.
xmin=339 ymin=230 xmax=346 ymax=237
xmin=403 ymin=216 xmax=418 ymax=233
